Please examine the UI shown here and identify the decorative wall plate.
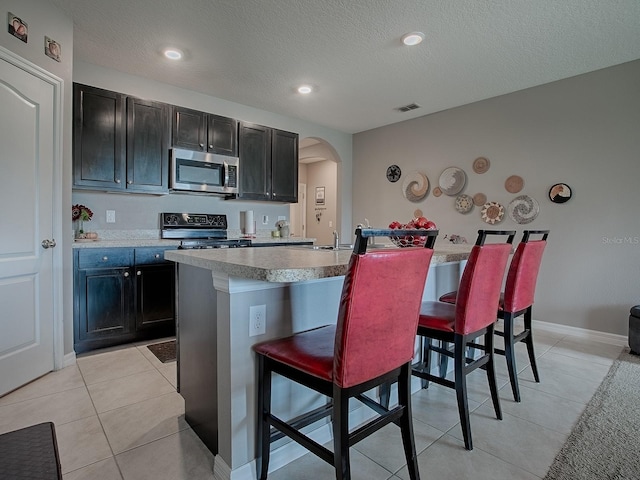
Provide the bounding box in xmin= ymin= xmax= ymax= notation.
xmin=508 ymin=195 xmax=539 ymax=224
xmin=549 ymin=183 xmax=572 ymax=203
xmin=505 ymin=175 xmax=524 ymax=193
xmin=439 ymin=167 xmax=466 ymax=196
xmin=472 ymin=157 xmax=490 ymax=174
xmin=473 ymin=193 xmax=487 ymax=206
xmin=481 ymin=202 xmax=505 ymax=224
xmin=413 ymin=209 xmax=423 ymax=218
xmin=455 ymin=194 xmax=473 ymax=213
xmin=432 ymin=187 xmax=442 ymax=197
xmin=386 ymin=164 xmax=401 ymax=183
xmin=402 ymin=171 xmax=429 ymax=202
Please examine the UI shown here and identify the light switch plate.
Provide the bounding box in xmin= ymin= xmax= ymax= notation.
xmin=106 ymin=210 xmax=116 ymax=223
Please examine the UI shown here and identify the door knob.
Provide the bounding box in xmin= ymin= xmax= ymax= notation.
xmin=124 ymin=271 xmax=130 ymax=277
xmin=41 ymin=239 xmax=56 ymax=249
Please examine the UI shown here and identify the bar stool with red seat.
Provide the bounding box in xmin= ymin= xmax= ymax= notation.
xmin=252 ymin=227 xmax=438 ymax=480
xmin=411 ymin=230 xmax=514 ymax=451
xmin=439 ymin=230 xmax=549 ymax=402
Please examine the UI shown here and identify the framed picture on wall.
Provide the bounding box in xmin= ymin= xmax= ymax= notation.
xmin=8 ymin=12 xmax=28 ymax=43
xmin=315 ymin=186 xmax=325 ymax=205
xmin=45 ymin=36 xmax=62 ymax=62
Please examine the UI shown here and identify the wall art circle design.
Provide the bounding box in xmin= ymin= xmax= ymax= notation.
xmin=432 ymin=187 xmax=442 ymax=197
xmin=472 ymin=157 xmax=490 ymax=174
xmin=481 ymin=202 xmax=505 ymax=224
xmin=508 ymin=195 xmax=539 ymax=224
xmin=438 ymin=167 xmax=466 ymax=196
xmin=402 ymin=171 xmax=429 ymax=202
xmin=386 ymin=164 xmax=401 ymax=182
xmin=473 ymin=193 xmax=487 ymax=206
xmin=505 ymin=175 xmax=524 ymax=193
xmin=455 ymin=194 xmax=473 ymax=213
xmin=549 ymin=183 xmax=572 ymax=203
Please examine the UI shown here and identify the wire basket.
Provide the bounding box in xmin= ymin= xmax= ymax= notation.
xmin=390 ymin=233 xmax=429 ymax=248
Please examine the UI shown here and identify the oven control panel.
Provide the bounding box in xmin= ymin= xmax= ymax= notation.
xmin=161 ymin=213 xmax=227 ymax=229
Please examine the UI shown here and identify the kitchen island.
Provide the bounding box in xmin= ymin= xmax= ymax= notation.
xmin=165 ymin=244 xmax=471 ymax=480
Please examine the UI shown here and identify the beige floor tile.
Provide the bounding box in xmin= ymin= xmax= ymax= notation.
xmin=498 ymin=384 xmax=586 ymax=434
xmin=0 ymin=365 xmax=85 ymax=407
xmin=395 ymin=434 xmax=540 ymax=480
xmin=352 ymin=417 xmax=444 ymax=474
xmin=63 ymin=457 xmax=123 ymax=480
xmin=409 ymin=383 xmax=482 ymax=434
xmin=88 ymin=369 xmax=175 ymax=414
xmin=100 ymin=391 xmax=188 ymax=454
xmin=448 ymin=404 xmax=567 ymax=478
xmin=268 ymin=444 xmax=395 ymax=480
xmin=521 ymin=350 xmax=612 ymax=384
xmin=56 ymin=415 xmax=113 ymax=474
xmin=116 ymin=428 xmax=215 ymax=480
xmin=77 ymin=347 xmax=155 ymax=386
xmin=517 ymin=363 xmax=603 ymax=404
xmin=0 ymin=386 xmax=95 ymax=434
xmin=157 ymin=362 xmax=177 ymax=388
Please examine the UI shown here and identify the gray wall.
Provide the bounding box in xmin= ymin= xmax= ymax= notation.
xmin=353 ymin=60 xmax=640 ymax=336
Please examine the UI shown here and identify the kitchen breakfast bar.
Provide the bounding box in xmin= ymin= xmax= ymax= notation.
xmin=165 ymin=244 xmax=471 ymax=480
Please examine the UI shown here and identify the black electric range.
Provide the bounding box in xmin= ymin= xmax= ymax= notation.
xmin=160 ymin=213 xmax=251 ymax=249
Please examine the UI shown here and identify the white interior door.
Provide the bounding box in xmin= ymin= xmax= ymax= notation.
xmin=289 ymin=183 xmax=307 ymax=237
xmin=0 ymin=54 xmax=57 ymax=395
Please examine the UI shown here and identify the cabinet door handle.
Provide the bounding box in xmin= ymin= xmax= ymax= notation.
xmin=209 ymin=144 xmax=213 ymax=149
xmin=102 ymin=256 xmax=109 ymax=261
xmin=124 ymin=271 xmax=130 ymax=277
xmin=115 ymin=179 xmax=121 ymax=184
xmin=199 ymin=143 xmax=204 ymax=149
xmin=154 ymin=254 xmax=160 ymax=259
xmin=136 ymin=270 xmax=142 ymax=276
xmin=127 ymin=180 xmax=133 ymax=185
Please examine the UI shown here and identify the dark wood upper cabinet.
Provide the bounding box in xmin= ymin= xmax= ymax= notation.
xmin=126 ymin=97 xmax=170 ymax=192
xmin=173 ymin=107 xmax=238 ymax=156
xmin=271 ymin=129 xmax=299 ymax=203
xmin=73 ymin=84 xmax=126 ymax=190
xmin=238 ymin=122 xmax=298 ymax=202
xmin=73 ymin=83 xmax=170 ymax=194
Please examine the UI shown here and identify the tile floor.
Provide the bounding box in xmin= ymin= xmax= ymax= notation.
xmin=0 ymin=324 xmax=626 ymax=480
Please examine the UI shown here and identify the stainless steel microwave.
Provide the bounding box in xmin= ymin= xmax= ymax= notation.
xmin=171 ymin=148 xmax=239 ymax=195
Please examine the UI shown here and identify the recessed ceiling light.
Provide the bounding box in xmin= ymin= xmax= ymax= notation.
xmin=401 ymin=32 xmax=425 ymax=46
xmin=164 ymin=48 xmax=183 ymax=60
xmin=297 ymin=85 xmax=313 ymax=94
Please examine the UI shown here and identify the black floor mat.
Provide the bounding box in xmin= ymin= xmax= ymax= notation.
xmin=0 ymin=422 xmax=62 ymax=479
xmin=147 ymin=340 xmax=176 ymax=363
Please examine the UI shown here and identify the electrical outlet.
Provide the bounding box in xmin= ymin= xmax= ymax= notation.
xmin=262 ymin=215 xmax=269 ymax=225
xmin=249 ymin=305 xmax=266 ymax=336
xmin=106 ymin=210 xmax=116 ymax=223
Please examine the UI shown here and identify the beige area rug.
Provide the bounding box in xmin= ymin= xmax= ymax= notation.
xmin=544 ymin=348 xmax=640 ymax=479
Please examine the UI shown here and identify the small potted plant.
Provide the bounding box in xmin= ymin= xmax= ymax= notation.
xmin=72 ymin=204 xmax=95 ymax=239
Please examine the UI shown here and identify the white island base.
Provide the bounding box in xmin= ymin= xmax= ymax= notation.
xmin=167 ymin=246 xmax=470 ymax=480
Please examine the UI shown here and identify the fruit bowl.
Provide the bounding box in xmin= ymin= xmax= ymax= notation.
xmin=390 ymin=234 xmax=428 ymax=248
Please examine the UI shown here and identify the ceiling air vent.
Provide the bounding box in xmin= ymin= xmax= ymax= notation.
xmin=396 ymin=103 xmax=421 ymax=113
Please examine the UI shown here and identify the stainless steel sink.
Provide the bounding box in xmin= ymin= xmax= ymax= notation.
xmin=294 ymin=244 xmax=354 ymax=251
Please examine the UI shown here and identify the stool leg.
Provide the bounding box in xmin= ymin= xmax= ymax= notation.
xmin=524 ymin=307 xmax=540 ymax=383
xmin=454 ymin=335 xmax=472 ymax=451
xmin=485 ymin=326 xmax=502 ymax=421
xmin=438 ymin=340 xmax=449 ymax=379
xmin=379 ymin=382 xmax=391 ymax=409
xmin=503 ymin=312 xmax=521 ymax=402
xmin=256 ymin=355 xmax=271 ymax=480
xmin=333 ymin=386 xmax=351 ymax=480
xmin=398 ymin=363 xmax=421 ymax=480
xmin=421 ymin=337 xmax=432 ymax=389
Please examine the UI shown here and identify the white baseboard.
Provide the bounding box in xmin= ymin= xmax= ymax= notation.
xmin=533 ymin=319 xmax=628 ymax=346
xmin=62 ymin=351 xmax=76 ymax=368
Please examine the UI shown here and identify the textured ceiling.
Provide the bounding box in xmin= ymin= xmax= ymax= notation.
xmin=51 ymin=0 xmax=640 ymax=133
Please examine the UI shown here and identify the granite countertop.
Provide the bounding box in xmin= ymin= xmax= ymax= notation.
xmin=165 ymin=244 xmax=472 ymax=283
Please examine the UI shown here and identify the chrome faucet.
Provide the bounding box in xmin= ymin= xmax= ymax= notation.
xmin=333 ymin=230 xmax=339 ymax=249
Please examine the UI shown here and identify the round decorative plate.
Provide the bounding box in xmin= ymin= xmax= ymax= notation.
xmin=505 ymin=175 xmax=524 ymax=193
xmin=402 ymin=171 xmax=429 ymax=202
xmin=432 ymin=187 xmax=442 ymax=197
xmin=481 ymin=202 xmax=505 ymax=224
xmin=455 ymin=194 xmax=473 ymax=213
xmin=549 ymin=183 xmax=572 ymax=203
xmin=508 ymin=195 xmax=539 ymax=224
xmin=473 ymin=192 xmax=487 ymax=206
xmin=439 ymin=167 xmax=466 ymax=196
xmin=413 ymin=209 xmax=423 ymax=218
xmin=472 ymin=157 xmax=490 ymax=174
xmin=386 ymin=164 xmax=401 ymax=183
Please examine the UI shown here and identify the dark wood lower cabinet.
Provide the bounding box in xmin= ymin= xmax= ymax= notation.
xmin=74 ymin=247 xmax=176 ymax=353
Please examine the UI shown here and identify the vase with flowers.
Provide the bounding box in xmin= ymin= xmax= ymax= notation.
xmin=72 ymin=204 xmax=94 ymax=239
